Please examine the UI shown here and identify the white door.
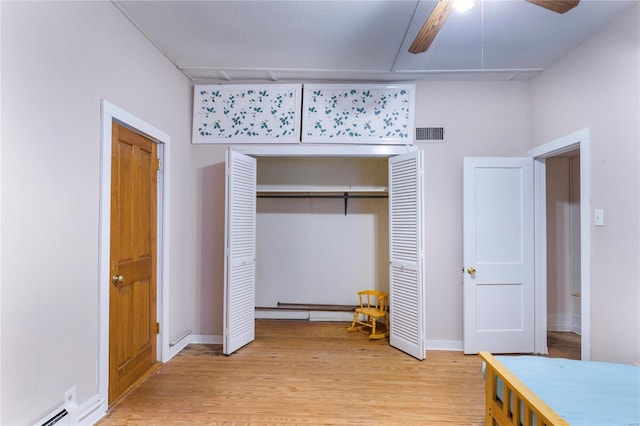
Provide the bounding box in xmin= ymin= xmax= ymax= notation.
xmin=463 ymin=157 xmax=535 ymax=354
xmin=388 ymin=151 xmax=425 ymax=360
xmin=223 ymin=149 xmax=257 ymax=355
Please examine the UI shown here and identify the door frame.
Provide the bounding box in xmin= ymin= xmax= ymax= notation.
xmin=529 ymin=128 xmax=591 ymax=360
xmin=98 ymin=100 xmax=171 ymax=411
xmin=229 ymin=144 xmax=424 ymax=356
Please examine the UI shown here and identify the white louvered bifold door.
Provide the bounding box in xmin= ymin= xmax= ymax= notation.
xmin=388 ymin=150 xmax=425 ymax=360
xmin=223 ymin=149 xmax=257 ymax=355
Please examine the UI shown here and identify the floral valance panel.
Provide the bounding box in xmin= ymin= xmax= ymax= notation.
xmin=192 ymin=83 xmax=415 ymax=145
xmin=301 ymin=84 xmax=415 ymax=145
xmin=192 ymin=84 xmax=302 ymax=143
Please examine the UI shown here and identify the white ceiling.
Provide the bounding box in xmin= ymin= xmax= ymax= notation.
xmin=114 ymin=0 xmax=637 ymax=83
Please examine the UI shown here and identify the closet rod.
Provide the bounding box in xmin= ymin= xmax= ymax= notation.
xmin=256 ymin=194 xmax=388 ymax=199
xmin=257 ymin=192 xmax=388 ymax=216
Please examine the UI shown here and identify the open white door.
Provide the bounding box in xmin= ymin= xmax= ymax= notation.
xmin=223 ymin=149 xmax=257 ymax=355
xmin=463 ymin=157 xmax=534 ymax=354
xmin=388 ymin=151 xmax=425 ymax=360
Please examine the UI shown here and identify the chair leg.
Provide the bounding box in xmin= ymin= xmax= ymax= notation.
xmin=347 ymin=312 xmax=359 ymax=332
xmin=369 ymin=318 xmax=377 ymax=339
xmin=369 ymin=316 xmax=390 ymax=339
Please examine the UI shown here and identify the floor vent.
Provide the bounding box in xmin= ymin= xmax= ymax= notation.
xmin=40 ymin=409 xmax=69 ymax=426
xmin=416 ymin=127 xmax=445 ymax=142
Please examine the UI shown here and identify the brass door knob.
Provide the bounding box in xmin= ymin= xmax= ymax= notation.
xmin=467 ymin=267 xmax=476 ymax=275
xmin=112 ymin=274 xmax=124 ymax=285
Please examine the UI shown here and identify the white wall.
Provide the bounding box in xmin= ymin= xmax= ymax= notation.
xmin=415 ymin=81 xmax=531 ymax=347
xmin=190 ymin=146 xmax=228 ymax=336
xmin=1 ymin=2 xmax=192 ymax=424
xmin=189 ymin=80 xmax=531 ymax=348
xmin=530 ymin=4 xmax=640 ymax=363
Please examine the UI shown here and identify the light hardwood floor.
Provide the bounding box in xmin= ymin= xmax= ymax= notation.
xmin=99 ymin=320 xmax=486 ymax=425
xmin=547 ymin=331 xmax=581 ymax=360
xmin=98 ymin=321 xmax=582 ymax=425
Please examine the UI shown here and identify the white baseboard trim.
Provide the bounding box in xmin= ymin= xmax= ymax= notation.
xmin=77 ymin=396 xmax=105 ymax=426
xmin=164 ymin=337 xmax=190 ymax=362
xmin=255 ymin=310 xmax=355 ymax=322
xmin=572 ymin=313 xmax=582 ymax=335
xmin=166 ymin=332 xmax=466 ymax=355
xmin=426 ymin=340 xmax=463 ymax=351
xmin=255 ymin=310 xmax=309 ymax=320
xmin=547 ymin=313 xmax=573 ymax=332
xmin=309 ymin=311 xmax=353 ymax=322
xmin=190 ymin=334 xmax=223 ymax=344
xmin=548 ymin=325 xmax=573 ymax=332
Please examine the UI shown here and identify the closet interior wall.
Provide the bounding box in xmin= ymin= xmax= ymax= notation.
xmin=255 ymin=157 xmax=389 ymax=317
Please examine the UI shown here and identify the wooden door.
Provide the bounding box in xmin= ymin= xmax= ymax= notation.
xmin=109 ymin=123 xmax=158 ymax=404
xmin=223 ymin=149 xmax=257 ymax=355
xmin=462 ymin=157 xmax=535 ymax=354
xmin=388 ymin=150 xmax=425 ymax=360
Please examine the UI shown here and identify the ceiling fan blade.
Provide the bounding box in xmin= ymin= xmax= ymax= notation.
xmin=409 ymin=0 xmax=455 ymax=54
xmin=525 ymin=0 xmax=580 ymax=14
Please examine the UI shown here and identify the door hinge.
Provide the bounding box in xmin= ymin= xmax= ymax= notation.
xmin=156 ymin=322 xmax=160 ymax=334
xmin=155 ymin=158 xmax=161 ymax=171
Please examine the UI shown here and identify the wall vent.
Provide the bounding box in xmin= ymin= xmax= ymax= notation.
xmin=416 ymin=127 xmax=445 ymax=142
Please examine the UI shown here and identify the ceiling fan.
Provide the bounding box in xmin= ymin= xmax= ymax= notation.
xmin=408 ymin=0 xmax=580 ymax=54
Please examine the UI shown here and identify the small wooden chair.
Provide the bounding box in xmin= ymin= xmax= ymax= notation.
xmin=347 ymin=290 xmax=389 ymax=340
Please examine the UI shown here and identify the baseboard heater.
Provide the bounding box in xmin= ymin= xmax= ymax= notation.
xmin=40 ymin=409 xmax=68 ymax=426
xmin=256 ymin=302 xmax=358 ymax=312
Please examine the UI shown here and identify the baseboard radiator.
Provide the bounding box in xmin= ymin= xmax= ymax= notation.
xmin=39 ymin=409 xmax=69 ymax=426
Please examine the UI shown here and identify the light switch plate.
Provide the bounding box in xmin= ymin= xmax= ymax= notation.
xmin=594 ymin=209 xmax=604 ymax=227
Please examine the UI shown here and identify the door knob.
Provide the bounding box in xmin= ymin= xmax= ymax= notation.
xmin=467 ymin=267 xmax=476 ymax=275
xmin=112 ymin=274 xmax=124 ymax=285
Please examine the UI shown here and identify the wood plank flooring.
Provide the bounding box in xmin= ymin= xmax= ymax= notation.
xmin=98 ymin=321 xmax=582 ymax=425
xmin=98 ymin=320 xmax=486 ymax=425
xmin=548 ymin=331 xmax=581 ymax=360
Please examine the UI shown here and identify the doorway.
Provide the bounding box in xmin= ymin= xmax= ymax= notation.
xmin=545 ymin=151 xmax=582 ymax=359
xmin=98 ymin=100 xmax=170 ymax=413
xmin=108 ymin=123 xmax=160 ymax=403
xmin=530 ymin=128 xmax=591 ymax=360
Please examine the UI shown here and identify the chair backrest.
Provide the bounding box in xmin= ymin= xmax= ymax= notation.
xmin=357 ymin=290 xmax=388 ymax=313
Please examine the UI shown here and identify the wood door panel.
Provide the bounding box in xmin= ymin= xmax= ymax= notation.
xmin=109 ymin=123 xmax=158 ymax=404
xmin=133 ymin=278 xmax=151 ymax=351
xmin=134 ymin=149 xmax=152 ymax=255
xmin=117 ymin=257 xmax=152 ymax=286
xmin=116 ymin=142 xmax=134 ymax=261
xmin=113 ymin=285 xmax=133 ymax=369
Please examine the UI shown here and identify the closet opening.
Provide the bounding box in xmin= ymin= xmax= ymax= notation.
xmin=255 ymin=157 xmax=390 ymax=321
xmin=224 ymin=146 xmax=426 ymax=359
